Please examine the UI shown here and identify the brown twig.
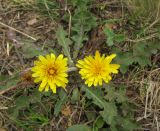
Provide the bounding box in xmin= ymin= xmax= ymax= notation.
xmin=126 ymin=33 xmax=158 ymax=43
xmin=0 ymin=107 xmax=8 ymax=110
xmin=0 ymin=21 xmax=37 ymax=41
xmin=67 ymin=9 xmax=72 ymax=37
xmin=0 ymin=81 xmax=33 ymax=95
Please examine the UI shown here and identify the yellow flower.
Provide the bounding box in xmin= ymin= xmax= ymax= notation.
xmin=31 ymin=53 xmax=68 ymax=93
xmin=76 ymin=51 xmax=120 ymax=87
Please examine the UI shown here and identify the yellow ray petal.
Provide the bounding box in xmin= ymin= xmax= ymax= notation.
xmin=50 ymin=83 xmax=57 ymax=93
xmin=95 ymin=51 xmax=101 ymax=59
xmin=104 ymin=54 xmax=116 ymax=63
xmin=34 ymin=77 xmax=42 ymax=83
xmin=39 ymin=55 xmax=47 ymax=62
xmin=57 ymin=54 xmax=63 ymax=61
xmin=45 ymin=84 xmax=49 ymax=92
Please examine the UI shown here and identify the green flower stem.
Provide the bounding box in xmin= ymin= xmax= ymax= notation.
xmin=67 ymin=67 xmax=77 ymax=72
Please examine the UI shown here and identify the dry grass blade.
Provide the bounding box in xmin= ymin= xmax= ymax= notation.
xmin=144 ymin=68 xmax=160 ymax=131
xmin=0 ymin=21 xmax=37 ymax=41
xmin=0 ymin=81 xmax=33 ymax=95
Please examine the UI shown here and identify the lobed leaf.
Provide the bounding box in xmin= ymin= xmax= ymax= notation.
xmin=56 ymin=26 xmax=73 ymax=65
xmin=67 ymin=124 xmax=91 ymax=131
xmin=54 ymin=89 xmax=68 ymax=117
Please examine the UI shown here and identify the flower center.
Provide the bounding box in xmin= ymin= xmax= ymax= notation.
xmin=94 ymin=65 xmax=102 ymax=75
xmin=48 ymin=68 xmax=56 ymax=75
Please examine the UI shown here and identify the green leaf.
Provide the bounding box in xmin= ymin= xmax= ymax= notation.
xmin=110 ymin=125 xmax=118 ymax=131
xmin=29 ymin=89 xmax=42 ymax=104
xmin=72 ymin=31 xmax=88 ymax=59
xmin=133 ymin=43 xmax=152 ymax=66
xmin=15 ymin=96 xmax=30 ymax=109
xmin=21 ymin=39 xmax=46 ymax=58
xmin=114 ymin=50 xmax=134 ymax=73
xmin=0 ymin=75 xmax=8 ymax=81
xmin=105 ymin=86 xmax=117 ymax=101
xmin=0 ymin=74 xmax=20 ymax=91
xmin=82 ymin=86 xmax=105 ymax=108
xmin=103 ymin=25 xmax=125 ymax=46
xmin=115 ymin=87 xmax=127 ymax=103
xmin=56 ymin=26 xmax=73 ymax=65
xmin=103 ymin=27 xmax=114 ymax=37
xmin=114 ymin=34 xmax=126 ymax=42
xmin=92 ymin=126 xmax=99 ymax=131
xmin=100 ymin=102 xmax=117 ymax=124
xmin=104 ymin=19 xmax=120 ymax=24
xmin=82 ymin=86 xmax=118 ymax=126
xmin=72 ymin=32 xmax=86 ymax=59
xmin=72 ymin=7 xmax=97 ymax=32
xmin=121 ymin=118 xmax=139 ymax=131
xmin=106 ymin=37 xmax=114 ymax=46
xmin=72 ymin=5 xmax=97 ymax=59
xmin=71 ymin=88 xmax=80 ymax=103
xmin=116 ymin=116 xmax=139 ymax=131
xmin=54 ymin=89 xmax=68 ymax=117
xmin=69 ymin=0 xmax=91 ymax=7
xmin=67 ymin=124 xmax=91 ymax=131
xmin=147 ymin=41 xmax=160 ymax=54
xmin=28 ymin=112 xmax=49 ymax=125
xmin=9 ymin=96 xmax=30 ymax=118
xmin=95 ymin=117 xmax=104 ymax=129
xmin=103 ymin=27 xmax=115 ymax=46
xmin=105 ymin=85 xmax=127 ymax=103
xmin=85 ymin=111 xmax=96 ymax=121
xmin=134 ymin=56 xmax=151 ymax=66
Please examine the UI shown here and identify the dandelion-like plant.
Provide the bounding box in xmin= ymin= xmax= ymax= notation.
xmin=31 ymin=53 xmax=68 ymax=93
xmin=76 ymin=51 xmax=120 ymax=87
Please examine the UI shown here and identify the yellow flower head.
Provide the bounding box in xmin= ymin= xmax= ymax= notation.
xmin=31 ymin=53 xmax=68 ymax=93
xmin=76 ymin=51 xmax=120 ymax=87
